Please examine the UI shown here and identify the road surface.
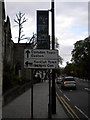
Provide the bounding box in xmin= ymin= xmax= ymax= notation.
xmin=56 ymin=77 xmax=90 ymax=120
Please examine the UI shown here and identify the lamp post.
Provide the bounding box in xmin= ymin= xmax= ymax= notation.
xmin=51 ymin=0 xmax=56 ymax=114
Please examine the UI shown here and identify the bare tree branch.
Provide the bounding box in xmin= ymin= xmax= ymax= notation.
xmin=14 ymin=11 xmax=27 ymax=43
xmin=14 ymin=19 xmax=19 ymax=24
xmin=21 ymin=34 xmax=25 ymax=38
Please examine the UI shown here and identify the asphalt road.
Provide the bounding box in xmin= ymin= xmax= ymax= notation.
xmin=56 ymin=78 xmax=90 ymax=120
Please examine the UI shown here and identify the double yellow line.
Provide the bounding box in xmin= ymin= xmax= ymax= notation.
xmin=56 ymin=92 xmax=80 ymax=120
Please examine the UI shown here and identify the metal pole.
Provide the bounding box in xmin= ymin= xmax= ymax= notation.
xmin=31 ymin=69 xmax=33 ymax=119
xmin=51 ymin=0 xmax=56 ymax=114
xmin=52 ymin=0 xmax=55 ymax=50
xmin=48 ymin=69 xmax=52 ymax=118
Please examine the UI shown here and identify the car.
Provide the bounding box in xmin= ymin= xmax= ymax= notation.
xmin=56 ymin=77 xmax=62 ymax=84
xmin=61 ymin=76 xmax=76 ymax=89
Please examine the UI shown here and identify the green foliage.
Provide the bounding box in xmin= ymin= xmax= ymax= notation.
xmin=70 ymin=36 xmax=90 ymax=79
xmin=64 ymin=63 xmax=74 ymax=76
xmin=54 ymin=68 xmax=62 ymax=77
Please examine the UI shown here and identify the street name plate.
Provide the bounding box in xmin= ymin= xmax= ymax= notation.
xmin=24 ymin=59 xmax=58 ymax=69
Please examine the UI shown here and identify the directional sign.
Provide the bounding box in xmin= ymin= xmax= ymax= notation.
xmin=24 ymin=49 xmax=58 ymax=59
xmin=25 ymin=50 xmax=30 ymax=58
xmin=24 ymin=59 xmax=58 ymax=69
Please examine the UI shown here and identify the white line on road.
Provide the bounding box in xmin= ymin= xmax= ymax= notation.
xmin=64 ymin=94 xmax=70 ymax=102
xmin=56 ymin=84 xmax=59 ymax=88
xmin=75 ymin=105 xmax=90 ymax=120
xmin=85 ymin=88 xmax=90 ymax=91
xmin=56 ymin=84 xmax=63 ymax=93
xmin=59 ymin=89 xmax=63 ymax=93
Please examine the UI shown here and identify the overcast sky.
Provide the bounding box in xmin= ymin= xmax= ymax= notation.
xmin=5 ymin=1 xmax=88 ymax=67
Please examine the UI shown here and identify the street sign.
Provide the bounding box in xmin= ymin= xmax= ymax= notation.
xmin=24 ymin=49 xmax=58 ymax=59
xmin=24 ymin=59 xmax=58 ymax=69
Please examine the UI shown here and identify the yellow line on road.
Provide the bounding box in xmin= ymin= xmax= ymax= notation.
xmin=56 ymin=92 xmax=75 ymax=119
xmin=56 ymin=92 xmax=80 ymax=120
xmin=61 ymin=96 xmax=80 ymax=120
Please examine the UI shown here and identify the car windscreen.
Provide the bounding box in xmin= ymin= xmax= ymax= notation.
xmin=64 ymin=78 xmax=75 ymax=81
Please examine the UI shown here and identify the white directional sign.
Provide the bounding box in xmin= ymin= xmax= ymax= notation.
xmin=24 ymin=49 xmax=58 ymax=59
xmin=24 ymin=49 xmax=59 ymax=69
xmin=24 ymin=59 xmax=58 ymax=69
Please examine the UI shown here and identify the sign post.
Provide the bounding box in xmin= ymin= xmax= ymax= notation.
xmin=24 ymin=6 xmax=57 ymax=118
xmin=51 ymin=0 xmax=56 ymax=114
xmin=37 ymin=10 xmax=51 ymax=118
xmin=31 ymin=69 xmax=33 ymax=119
xmin=24 ymin=49 xmax=59 ymax=118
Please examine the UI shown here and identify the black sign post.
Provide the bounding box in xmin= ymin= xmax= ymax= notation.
xmin=51 ymin=0 xmax=56 ymax=114
xmin=31 ymin=69 xmax=33 ymax=119
xmin=37 ymin=10 xmax=51 ymax=118
xmin=24 ymin=3 xmax=57 ymax=118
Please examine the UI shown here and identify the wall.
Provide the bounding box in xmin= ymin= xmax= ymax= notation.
xmin=14 ymin=43 xmax=32 ymax=81
xmin=0 ymin=1 xmax=5 ymax=119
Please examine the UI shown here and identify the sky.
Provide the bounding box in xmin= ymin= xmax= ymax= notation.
xmin=5 ymin=0 xmax=88 ymax=67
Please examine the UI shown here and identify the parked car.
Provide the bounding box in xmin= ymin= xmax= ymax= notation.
xmin=61 ymin=76 xmax=76 ymax=89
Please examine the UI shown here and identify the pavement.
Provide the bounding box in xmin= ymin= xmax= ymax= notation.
xmin=2 ymin=81 xmax=69 ymax=119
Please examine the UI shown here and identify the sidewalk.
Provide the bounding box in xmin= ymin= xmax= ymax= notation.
xmin=2 ymin=81 xmax=68 ymax=119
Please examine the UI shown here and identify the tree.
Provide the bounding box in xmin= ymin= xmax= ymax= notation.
xmin=14 ymin=11 xmax=27 ymax=43
xmin=71 ymin=36 xmax=90 ymax=79
xmin=55 ymin=37 xmax=63 ymax=65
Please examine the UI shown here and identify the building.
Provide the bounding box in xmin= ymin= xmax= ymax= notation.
xmin=13 ymin=43 xmax=33 ymax=81
xmin=0 ymin=1 xmax=6 ymax=119
xmin=4 ymin=18 xmax=33 ymax=82
xmin=4 ymin=16 xmax=13 ymax=67
xmin=2 ymin=1 xmax=33 ymax=84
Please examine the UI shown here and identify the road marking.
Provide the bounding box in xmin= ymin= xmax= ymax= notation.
xmin=56 ymin=92 xmax=80 ymax=120
xmin=56 ymin=84 xmax=59 ymax=89
xmin=70 ymin=90 xmax=72 ymax=92
xmin=56 ymin=84 xmax=63 ymax=93
xmin=61 ymin=97 xmax=80 ymax=120
xmin=59 ymin=89 xmax=63 ymax=93
xmin=56 ymin=92 xmax=74 ymax=119
xmin=64 ymin=94 xmax=70 ymax=102
xmin=75 ymin=106 xmax=90 ymax=120
xmin=85 ymin=88 xmax=90 ymax=91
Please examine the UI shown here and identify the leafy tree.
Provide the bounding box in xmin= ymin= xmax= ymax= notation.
xmin=71 ymin=36 xmax=90 ymax=79
xmin=64 ymin=62 xmax=74 ymax=76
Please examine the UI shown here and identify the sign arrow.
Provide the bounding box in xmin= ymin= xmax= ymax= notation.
xmin=26 ymin=50 xmax=30 ymax=58
xmin=25 ymin=61 xmax=33 ymax=67
xmin=25 ymin=61 xmax=29 ymax=67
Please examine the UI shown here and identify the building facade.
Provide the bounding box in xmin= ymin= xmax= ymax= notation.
xmin=13 ymin=43 xmax=32 ymax=81
xmin=2 ymin=2 xmax=33 ymax=83
xmin=0 ymin=1 xmax=6 ymax=119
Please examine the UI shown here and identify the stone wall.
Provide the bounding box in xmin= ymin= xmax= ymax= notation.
xmin=14 ymin=43 xmax=32 ymax=81
xmin=0 ymin=1 xmax=5 ymax=119
xmin=4 ymin=16 xmax=13 ymax=66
